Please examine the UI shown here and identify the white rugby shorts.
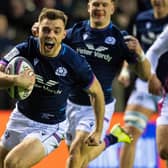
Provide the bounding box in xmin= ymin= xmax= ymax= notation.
xmin=127 ymin=90 xmax=160 ymax=111
xmin=65 ymin=99 xmax=116 ymax=145
xmin=1 ymin=106 xmax=66 ymax=155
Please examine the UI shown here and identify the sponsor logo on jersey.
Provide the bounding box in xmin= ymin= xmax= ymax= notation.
xmin=41 ymin=113 xmax=55 ymax=119
xmin=86 ymin=44 xmax=108 ymax=52
xmin=76 ymin=44 xmax=112 ymax=62
xmin=104 ymin=36 xmax=116 ymax=45
xmin=55 ymin=67 xmax=67 ymax=77
xmin=35 ymin=75 xmax=62 ymax=94
xmin=141 ymin=33 xmax=156 ymax=45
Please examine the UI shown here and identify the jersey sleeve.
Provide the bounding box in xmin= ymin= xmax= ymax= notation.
xmin=121 ymin=38 xmax=138 ymax=64
xmin=2 ymin=37 xmax=32 ymax=63
xmin=2 ymin=47 xmax=20 ymax=63
xmin=70 ymin=52 xmax=95 ymax=90
xmin=146 ymin=26 xmax=168 ymax=74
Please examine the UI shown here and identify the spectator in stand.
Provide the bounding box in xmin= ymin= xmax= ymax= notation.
xmin=6 ymin=0 xmax=38 ymax=43
xmin=0 ymin=14 xmax=14 ymax=109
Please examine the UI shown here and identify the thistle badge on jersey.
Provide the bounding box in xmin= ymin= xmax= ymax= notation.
xmin=55 ymin=67 xmax=67 ymax=77
xmin=105 ymin=36 xmax=116 ymax=45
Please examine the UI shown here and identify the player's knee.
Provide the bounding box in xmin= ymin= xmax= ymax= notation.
xmin=124 ymin=111 xmax=148 ymax=140
xmin=69 ymin=144 xmax=82 ymax=162
xmin=68 ymin=152 xmax=81 ymax=166
xmin=124 ymin=125 xmax=144 ymax=143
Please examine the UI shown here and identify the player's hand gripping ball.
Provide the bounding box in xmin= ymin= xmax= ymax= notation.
xmin=5 ymin=56 xmax=35 ymax=100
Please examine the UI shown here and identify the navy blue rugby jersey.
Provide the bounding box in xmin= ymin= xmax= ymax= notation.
xmin=133 ymin=9 xmax=168 ymax=52
xmin=64 ymin=20 xmax=138 ymax=105
xmin=4 ymin=36 xmax=94 ymax=124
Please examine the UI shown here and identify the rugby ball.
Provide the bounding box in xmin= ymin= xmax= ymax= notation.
xmin=5 ymin=56 xmax=35 ymax=100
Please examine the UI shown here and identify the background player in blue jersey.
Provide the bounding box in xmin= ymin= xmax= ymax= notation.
xmin=147 ymin=26 xmax=168 ymax=164
xmin=61 ymin=0 xmax=151 ymax=167
xmin=0 ymin=8 xmax=105 ymax=168
xmin=31 ymin=1 xmax=151 ymax=167
xmin=118 ymin=0 xmax=168 ymax=167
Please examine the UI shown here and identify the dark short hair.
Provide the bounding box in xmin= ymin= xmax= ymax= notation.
xmin=38 ymin=8 xmax=68 ymax=27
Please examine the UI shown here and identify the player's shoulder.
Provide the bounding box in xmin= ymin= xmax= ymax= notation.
xmin=69 ymin=20 xmax=87 ymax=32
xmin=61 ymin=43 xmax=79 ymax=58
xmin=61 ymin=43 xmax=85 ymax=63
xmin=26 ymin=36 xmax=39 ymax=46
xmin=108 ymin=23 xmax=124 ymax=39
xmin=136 ymin=9 xmax=153 ymax=21
xmin=66 ymin=20 xmax=87 ymax=41
xmin=111 ymin=23 xmax=122 ymax=32
xmin=16 ymin=36 xmax=38 ymax=48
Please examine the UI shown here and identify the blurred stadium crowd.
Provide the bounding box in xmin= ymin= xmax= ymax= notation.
xmin=0 ymin=0 xmax=151 ymax=110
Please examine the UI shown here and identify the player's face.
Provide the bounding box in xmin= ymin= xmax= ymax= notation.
xmin=38 ymin=18 xmax=66 ymax=57
xmin=88 ymin=0 xmax=115 ymax=28
xmin=151 ymin=0 xmax=168 ymax=14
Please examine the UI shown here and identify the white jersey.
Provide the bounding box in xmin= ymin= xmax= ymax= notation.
xmin=146 ymin=26 xmax=168 ymax=74
xmin=135 ymin=78 xmax=148 ymax=93
xmin=146 ymin=26 xmax=168 ymax=126
xmin=135 ymin=26 xmax=168 ymax=94
xmin=65 ymin=99 xmax=116 ymax=145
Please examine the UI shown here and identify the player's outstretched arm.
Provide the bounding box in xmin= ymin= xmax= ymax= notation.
xmin=84 ymin=76 xmax=105 ymax=146
xmin=0 ymin=69 xmax=35 ymax=90
xmin=148 ymin=74 xmax=163 ymax=95
xmin=117 ymin=61 xmax=130 ymax=87
xmin=125 ymin=35 xmax=151 ymax=81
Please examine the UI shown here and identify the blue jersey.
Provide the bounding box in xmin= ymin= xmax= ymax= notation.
xmin=5 ymin=36 xmax=94 ymax=124
xmin=133 ymin=9 xmax=168 ymax=52
xmin=65 ymin=20 xmax=138 ymax=105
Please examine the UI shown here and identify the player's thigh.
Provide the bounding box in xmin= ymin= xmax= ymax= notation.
xmin=124 ymin=91 xmax=159 ymax=133
xmin=5 ymin=136 xmax=45 ymax=167
xmin=156 ymin=125 xmax=168 ymax=151
xmin=0 ymin=141 xmax=9 ymax=163
xmin=126 ymin=90 xmax=159 ymax=115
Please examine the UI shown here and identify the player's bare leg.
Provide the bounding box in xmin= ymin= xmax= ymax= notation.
xmin=67 ymin=124 xmax=132 ymax=168
xmin=66 ymin=131 xmax=91 ymax=168
xmin=0 ymin=142 xmax=9 ymax=168
xmin=120 ymin=104 xmax=153 ymax=168
xmin=157 ymin=125 xmax=168 ymax=161
xmin=3 ymin=137 xmax=45 ymax=168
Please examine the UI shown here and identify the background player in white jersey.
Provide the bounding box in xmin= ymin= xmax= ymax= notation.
xmin=0 ymin=8 xmax=105 ymax=168
xmin=147 ymin=26 xmax=168 ymax=164
xmin=118 ymin=1 xmax=168 ymax=167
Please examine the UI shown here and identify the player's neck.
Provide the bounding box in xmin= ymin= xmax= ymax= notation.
xmin=154 ymin=9 xmax=168 ymax=19
xmin=90 ymin=21 xmax=111 ymax=29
